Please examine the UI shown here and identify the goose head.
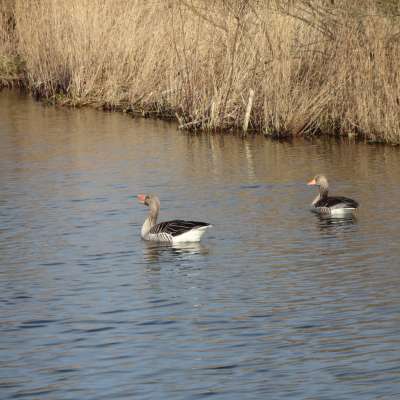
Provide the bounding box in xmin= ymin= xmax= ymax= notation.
xmin=307 ymin=174 xmax=329 ymax=190
xmin=137 ymin=194 xmax=160 ymax=214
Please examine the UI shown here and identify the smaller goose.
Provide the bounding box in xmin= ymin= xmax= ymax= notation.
xmin=138 ymin=194 xmax=211 ymax=243
xmin=307 ymin=174 xmax=359 ymax=215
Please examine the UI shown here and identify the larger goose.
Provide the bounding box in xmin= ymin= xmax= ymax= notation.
xmin=307 ymin=174 xmax=359 ymax=215
xmin=138 ymin=194 xmax=211 ymax=243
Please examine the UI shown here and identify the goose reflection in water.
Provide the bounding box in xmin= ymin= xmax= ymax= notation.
xmin=314 ymin=213 xmax=358 ymax=234
xmin=143 ymin=241 xmax=209 ymax=263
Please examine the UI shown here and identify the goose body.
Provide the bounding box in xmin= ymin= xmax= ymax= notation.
xmin=308 ymin=175 xmax=359 ymax=216
xmin=138 ymin=194 xmax=211 ymax=243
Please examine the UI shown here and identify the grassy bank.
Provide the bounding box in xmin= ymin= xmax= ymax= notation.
xmin=1 ymin=0 xmax=400 ymax=143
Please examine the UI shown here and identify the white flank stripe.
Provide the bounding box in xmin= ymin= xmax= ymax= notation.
xmin=172 ymin=226 xmax=211 ymax=243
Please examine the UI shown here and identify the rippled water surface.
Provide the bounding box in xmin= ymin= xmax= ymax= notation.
xmin=1 ymin=90 xmax=400 ymax=399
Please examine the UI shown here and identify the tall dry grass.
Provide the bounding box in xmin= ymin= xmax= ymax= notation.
xmin=0 ymin=0 xmax=23 ymax=86
xmin=1 ymin=0 xmax=400 ymax=142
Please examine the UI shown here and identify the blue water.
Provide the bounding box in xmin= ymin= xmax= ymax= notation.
xmin=1 ymin=90 xmax=400 ymax=399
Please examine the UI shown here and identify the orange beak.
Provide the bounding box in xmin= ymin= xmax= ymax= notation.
xmin=307 ymin=179 xmax=316 ymax=186
xmin=137 ymin=194 xmax=146 ymax=203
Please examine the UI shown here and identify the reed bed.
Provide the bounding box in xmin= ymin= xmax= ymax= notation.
xmin=0 ymin=0 xmax=22 ymax=86
xmin=1 ymin=0 xmax=400 ymax=143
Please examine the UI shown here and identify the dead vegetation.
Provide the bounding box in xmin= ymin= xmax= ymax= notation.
xmin=1 ymin=0 xmax=400 ymax=142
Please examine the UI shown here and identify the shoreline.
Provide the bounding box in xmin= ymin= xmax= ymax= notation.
xmin=1 ymin=86 xmax=398 ymax=147
xmin=1 ymin=1 xmax=400 ymax=144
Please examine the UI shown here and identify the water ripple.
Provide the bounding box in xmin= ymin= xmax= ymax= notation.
xmin=1 ymin=91 xmax=400 ymax=399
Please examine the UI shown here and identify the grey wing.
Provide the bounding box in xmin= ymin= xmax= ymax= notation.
xmin=316 ymin=196 xmax=358 ymax=209
xmin=150 ymin=220 xmax=210 ymax=237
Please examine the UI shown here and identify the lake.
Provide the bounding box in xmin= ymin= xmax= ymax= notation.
xmin=1 ymin=90 xmax=400 ymax=399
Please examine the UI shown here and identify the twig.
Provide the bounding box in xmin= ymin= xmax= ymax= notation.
xmin=243 ymin=88 xmax=254 ymax=134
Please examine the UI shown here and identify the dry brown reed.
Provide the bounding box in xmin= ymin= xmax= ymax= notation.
xmin=0 ymin=0 xmax=22 ymax=86
xmin=1 ymin=0 xmax=400 ymax=142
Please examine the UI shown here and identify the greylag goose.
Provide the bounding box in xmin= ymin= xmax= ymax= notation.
xmin=307 ymin=175 xmax=359 ymax=215
xmin=138 ymin=194 xmax=211 ymax=243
